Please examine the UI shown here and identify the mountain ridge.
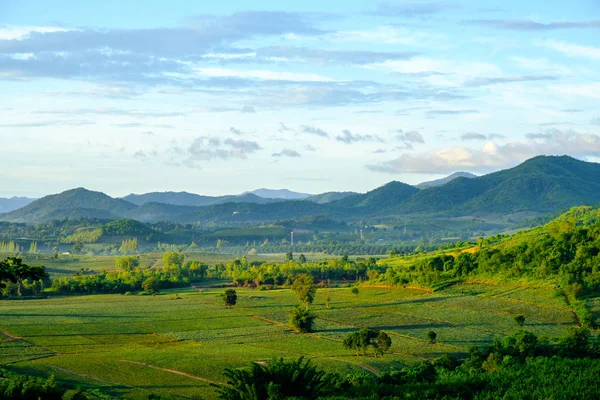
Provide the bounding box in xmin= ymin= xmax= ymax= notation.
xmin=3 ymin=156 xmax=600 ymax=225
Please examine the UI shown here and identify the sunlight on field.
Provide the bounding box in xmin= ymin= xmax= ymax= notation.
xmin=0 ymin=284 xmax=578 ymax=399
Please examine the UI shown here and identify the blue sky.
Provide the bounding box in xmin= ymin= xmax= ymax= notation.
xmin=1 ymin=0 xmax=599 ymax=197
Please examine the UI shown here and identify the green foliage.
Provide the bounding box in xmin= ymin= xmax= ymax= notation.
xmin=351 ymin=287 xmax=359 ymax=297
xmin=214 ymin=357 xmax=329 ymax=400
xmin=0 ymin=257 xmax=47 ymax=297
xmin=142 ymin=277 xmax=159 ymax=293
xmin=343 ymin=328 xmax=391 ymax=357
xmin=514 ymin=315 xmax=526 ymax=326
xmin=222 ymin=289 xmax=237 ymax=308
xmin=50 ymin=258 xmax=205 ymax=294
xmin=119 ymin=237 xmax=139 ymax=254
xmin=291 ymin=274 xmax=316 ymax=308
xmin=289 ymin=306 xmax=316 ymax=333
xmin=116 ymin=256 xmax=140 ymax=271
xmin=427 ymin=330 xmax=437 ymax=344
xmin=163 ymin=251 xmax=185 ymax=268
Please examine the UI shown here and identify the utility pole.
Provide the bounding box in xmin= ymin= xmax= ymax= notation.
xmin=291 ymin=231 xmax=294 ymax=247
xmin=360 ymin=229 xmax=363 ymax=241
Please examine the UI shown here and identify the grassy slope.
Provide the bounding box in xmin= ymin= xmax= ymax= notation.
xmin=0 ymin=284 xmax=578 ymax=399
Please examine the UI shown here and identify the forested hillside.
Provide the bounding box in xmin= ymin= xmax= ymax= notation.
xmin=3 ymin=156 xmax=600 ymax=230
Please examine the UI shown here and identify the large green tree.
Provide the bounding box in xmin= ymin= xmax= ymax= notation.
xmin=291 ymin=274 xmax=316 ymax=308
xmin=0 ymin=257 xmax=48 ymax=297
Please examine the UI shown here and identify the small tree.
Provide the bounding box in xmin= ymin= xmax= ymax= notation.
xmin=343 ymin=328 xmax=391 ymax=357
xmin=292 ymin=274 xmax=316 ymax=308
xmin=285 ymin=251 xmax=294 ymax=262
xmin=142 ymin=277 xmax=159 ymax=294
xmin=222 ymin=289 xmax=237 ymax=308
xmin=116 ymin=256 xmax=140 ymax=272
xmin=427 ymin=330 xmax=437 ymax=344
xmin=351 ymin=287 xmax=360 ymax=298
xmin=376 ymin=331 xmax=392 ymax=357
xmin=290 ymin=306 xmax=316 ymax=333
xmin=514 ymin=315 xmax=526 ymax=327
xmin=325 ymin=296 xmax=331 ymax=309
xmin=299 ymin=254 xmax=307 ymax=264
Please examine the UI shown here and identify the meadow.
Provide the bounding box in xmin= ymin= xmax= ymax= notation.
xmin=0 ymin=282 xmax=579 ymax=399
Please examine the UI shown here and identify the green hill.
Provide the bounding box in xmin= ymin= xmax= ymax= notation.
xmin=1 ymin=188 xmax=137 ymax=224
xmin=306 ymin=191 xmax=357 ymax=204
xmin=416 ymin=171 xmax=477 ymax=189
xmin=333 ymin=181 xmax=419 ymax=210
xmin=4 ymin=156 xmax=600 ymax=227
xmin=399 ymin=156 xmax=600 ymax=215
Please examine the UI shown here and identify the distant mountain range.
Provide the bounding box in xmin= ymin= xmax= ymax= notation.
xmin=0 ymin=197 xmax=37 ymax=213
xmin=2 ymin=156 xmax=600 ymax=225
xmin=122 ymin=191 xmax=280 ymax=207
xmin=245 ymin=188 xmax=312 ymax=200
xmin=416 ymin=172 xmax=477 ymax=189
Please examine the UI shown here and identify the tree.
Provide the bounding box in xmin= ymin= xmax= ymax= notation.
xmin=514 ymin=315 xmax=526 ymax=326
xmin=427 ymin=330 xmax=437 ymax=344
xmin=214 ymin=357 xmax=328 ymax=400
xmin=119 ymin=237 xmax=138 ymax=254
xmin=285 ymin=251 xmax=294 ymax=262
xmin=343 ymin=328 xmax=391 ymax=357
xmin=71 ymin=242 xmax=84 ymax=254
xmin=0 ymin=257 xmax=47 ymax=297
xmin=290 ymin=306 xmax=316 ymax=333
xmin=376 ymin=331 xmax=392 ymax=357
xmin=142 ymin=277 xmax=159 ymax=293
xmin=163 ymin=251 xmax=184 ymax=268
xmin=222 ymin=289 xmax=237 ymax=308
xmin=299 ymin=254 xmax=307 ymax=264
xmin=116 ymin=256 xmax=140 ymax=272
xmin=292 ymin=274 xmax=316 ymax=308
xmin=351 ymin=287 xmax=360 ymax=297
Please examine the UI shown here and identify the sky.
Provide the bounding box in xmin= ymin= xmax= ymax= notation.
xmin=0 ymin=0 xmax=599 ymax=198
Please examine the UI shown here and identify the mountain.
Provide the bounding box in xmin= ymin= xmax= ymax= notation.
xmin=333 ymin=181 xmax=419 ymax=211
xmin=246 ymin=188 xmax=312 ymax=200
xmin=1 ymin=188 xmax=137 ymax=224
xmin=4 ymin=156 xmax=600 ymax=226
xmin=398 ymin=156 xmax=600 ymax=215
xmin=122 ymin=191 xmax=276 ymax=207
xmin=0 ymin=197 xmax=37 ymax=213
xmin=307 ymin=191 xmax=357 ymax=204
xmin=416 ymin=172 xmax=477 ymax=189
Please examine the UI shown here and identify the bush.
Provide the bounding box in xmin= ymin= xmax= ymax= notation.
xmin=214 ymin=357 xmax=329 ymax=400
xmin=290 ymin=306 xmax=316 ymax=333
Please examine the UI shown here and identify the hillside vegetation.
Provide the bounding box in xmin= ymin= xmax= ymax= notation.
xmin=3 ymin=157 xmax=600 ymax=229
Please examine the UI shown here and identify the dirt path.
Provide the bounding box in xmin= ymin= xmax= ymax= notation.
xmin=0 ymin=329 xmax=59 ymax=356
xmin=119 ymin=360 xmax=226 ymax=386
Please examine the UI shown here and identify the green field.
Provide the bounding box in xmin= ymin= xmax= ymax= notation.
xmin=0 ymin=282 xmax=578 ymax=399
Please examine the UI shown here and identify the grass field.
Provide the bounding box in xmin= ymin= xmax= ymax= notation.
xmin=0 ymin=281 xmax=579 ymax=399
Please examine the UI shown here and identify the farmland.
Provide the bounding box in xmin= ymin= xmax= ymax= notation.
xmin=0 ymin=282 xmax=579 ymax=399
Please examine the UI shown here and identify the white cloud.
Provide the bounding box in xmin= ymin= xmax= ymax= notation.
xmin=510 ymin=56 xmax=572 ymax=75
xmin=367 ymin=129 xmax=600 ymax=173
xmin=538 ymin=40 xmax=600 ymax=61
xmin=0 ymin=26 xmax=70 ymax=40
xmin=364 ymin=57 xmax=501 ymax=87
xmin=549 ymin=82 xmax=600 ymax=99
xmin=331 ymin=26 xmax=446 ymax=48
xmin=194 ymin=67 xmax=335 ymax=82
